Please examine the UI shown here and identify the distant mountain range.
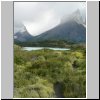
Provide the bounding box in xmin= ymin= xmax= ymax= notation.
xmin=14 ymin=9 xmax=86 ymax=43
xmin=14 ymin=26 xmax=33 ymax=42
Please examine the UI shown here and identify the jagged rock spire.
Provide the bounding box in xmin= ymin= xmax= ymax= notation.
xmin=61 ymin=9 xmax=84 ymax=25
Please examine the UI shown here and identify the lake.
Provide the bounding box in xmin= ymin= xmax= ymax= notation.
xmin=22 ymin=47 xmax=70 ymax=51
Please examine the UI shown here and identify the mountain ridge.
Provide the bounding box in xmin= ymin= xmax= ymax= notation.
xmin=14 ymin=9 xmax=86 ymax=44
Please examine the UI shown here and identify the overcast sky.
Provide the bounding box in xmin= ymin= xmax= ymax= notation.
xmin=14 ymin=2 xmax=86 ymax=36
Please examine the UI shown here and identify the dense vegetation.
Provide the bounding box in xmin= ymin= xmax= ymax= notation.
xmin=14 ymin=44 xmax=86 ymax=98
xmin=15 ymin=40 xmax=85 ymax=48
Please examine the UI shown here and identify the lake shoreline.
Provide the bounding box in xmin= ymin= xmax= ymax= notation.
xmin=22 ymin=47 xmax=71 ymax=51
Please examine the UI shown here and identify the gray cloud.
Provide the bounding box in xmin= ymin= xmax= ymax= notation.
xmin=14 ymin=2 xmax=86 ymax=36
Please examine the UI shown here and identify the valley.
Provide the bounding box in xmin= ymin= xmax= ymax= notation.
xmin=14 ymin=44 xmax=86 ymax=98
xmin=14 ymin=7 xmax=86 ymax=98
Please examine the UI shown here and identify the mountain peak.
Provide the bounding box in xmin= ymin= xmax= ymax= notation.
xmin=14 ymin=25 xmax=33 ymax=42
xmin=74 ymin=9 xmax=81 ymax=15
xmin=71 ymin=9 xmax=83 ymax=24
xmin=19 ymin=25 xmax=27 ymax=33
xmin=61 ymin=9 xmax=84 ymax=25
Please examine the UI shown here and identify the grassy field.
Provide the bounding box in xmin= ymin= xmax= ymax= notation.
xmin=14 ymin=44 xmax=86 ymax=98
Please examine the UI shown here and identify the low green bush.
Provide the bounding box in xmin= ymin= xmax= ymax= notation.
xmin=14 ymin=45 xmax=86 ymax=98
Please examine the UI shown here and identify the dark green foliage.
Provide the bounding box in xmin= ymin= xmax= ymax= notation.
xmin=14 ymin=44 xmax=86 ymax=98
xmin=15 ymin=39 xmax=85 ymax=48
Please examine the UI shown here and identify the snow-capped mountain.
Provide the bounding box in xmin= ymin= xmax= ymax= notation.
xmin=14 ymin=9 xmax=86 ymax=43
xmin=61 ymin=9 xmax=86 ymax=26
xmin=14 ymin=26 xmax=33 ymax=42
